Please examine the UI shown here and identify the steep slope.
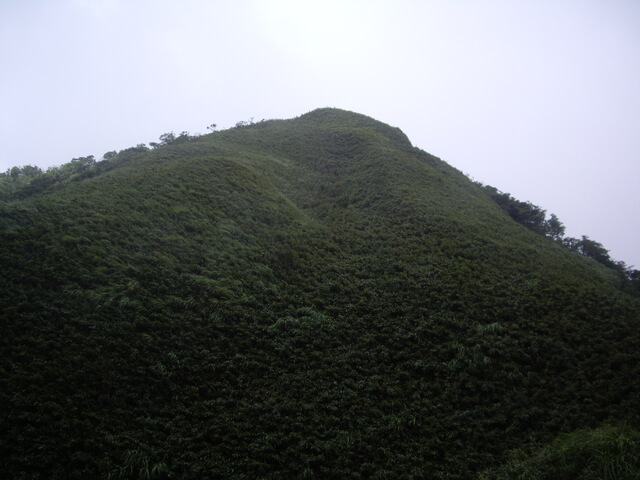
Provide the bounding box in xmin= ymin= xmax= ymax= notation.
xmin=1 ymin=108 xmax=639 ymax=479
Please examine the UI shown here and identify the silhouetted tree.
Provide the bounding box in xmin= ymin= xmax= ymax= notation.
xmin=159 ymin=132 xmax=176 ymax=146
xmin=577 ymin=236 xmax=612 ymax=266
xmin=563 ymin=236 xmax=580 ymax=251
xmin=544 ymin=213 xmax=565 ymax=241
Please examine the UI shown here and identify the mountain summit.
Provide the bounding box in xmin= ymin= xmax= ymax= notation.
xmin=2 ymin=108 xmax=639 ymax=479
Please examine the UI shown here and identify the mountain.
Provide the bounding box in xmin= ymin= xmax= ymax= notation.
xmin=1 ymin=108 xmax=639 ymax=479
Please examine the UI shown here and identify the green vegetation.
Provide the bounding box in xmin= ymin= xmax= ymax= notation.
xmin=482 ymin=423 xmax=640 ymax=479
xmin=1 ymin=108 xmax=639 ymax=478
xmin=477 ymin=183 xmax=640 ymax=296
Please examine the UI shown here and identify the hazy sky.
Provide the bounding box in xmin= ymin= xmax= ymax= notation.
xmin=1 ymin=0 xmax=639 ymax=267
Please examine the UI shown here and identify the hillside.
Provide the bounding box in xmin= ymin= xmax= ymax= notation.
xmin=1 ymin=108 xmax=639 ymax=479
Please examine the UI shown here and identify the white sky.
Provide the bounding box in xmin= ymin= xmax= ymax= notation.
xmin=1 ymin=0 xmax=639 ymax=267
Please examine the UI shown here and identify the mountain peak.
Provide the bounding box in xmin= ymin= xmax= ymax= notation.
xmin=2 ymin=109 xmax=639 ymax=479
xmin=293 ymin=107 xmax=414 ymax=148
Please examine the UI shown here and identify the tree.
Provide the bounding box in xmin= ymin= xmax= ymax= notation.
xmin=577 ymin=236 xmax=612 ymax=266
xmin=156 ymin=131 xmax=192 ymax=146
xmin=174 ymin=131 xmax=191 ymax=144
xmin=628 ymin=268 xmax=640 ymax=296
xmin=159 ymin=132 xmax=176 ymax=146
xmin=207 ymin=123 xmax=217 ymax=132
xmin=544 ymin=213 xmax=565 ymax=241
xmin=20 ymin=165 xmax=43 ymax=178
xmin=562 ymin=237 xmax=580 ymax=251
xmin=478 ymin=184 xmax=549 ymax=235
xmin=69 ymin=156 xmax=96 ymax=174
xmin=512 ymin=201 xmax=547 ymax=235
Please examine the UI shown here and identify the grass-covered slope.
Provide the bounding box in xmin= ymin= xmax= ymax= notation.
xmin=1 ymin=108 xmax=639 ymax=479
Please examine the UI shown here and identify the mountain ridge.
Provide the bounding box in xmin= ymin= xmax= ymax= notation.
xmin=1 ymin=108 xmax=639 ymax=479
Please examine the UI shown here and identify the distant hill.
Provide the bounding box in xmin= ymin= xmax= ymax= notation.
xmin=1 ymin=108 xmax=639 ymax=479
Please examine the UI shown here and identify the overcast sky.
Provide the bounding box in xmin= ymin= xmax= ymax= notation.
xmin=1 ymin=0 xmax=639 ymax=267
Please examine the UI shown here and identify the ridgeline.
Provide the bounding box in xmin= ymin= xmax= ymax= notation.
xmin=2 ymin=108 xmax=639 ymax=479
